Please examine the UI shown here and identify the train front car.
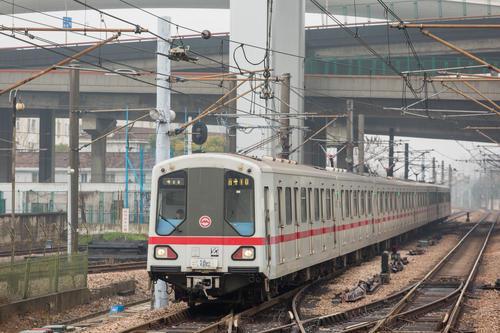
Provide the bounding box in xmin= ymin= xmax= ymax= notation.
xmin=147 ymin=154 xmax=266 ymax=305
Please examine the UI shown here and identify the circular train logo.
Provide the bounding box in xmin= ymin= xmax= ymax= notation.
xmin=199 ymin=215 xmax=212 ymax=228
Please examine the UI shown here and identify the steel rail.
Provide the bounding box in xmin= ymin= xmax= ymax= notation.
xmin=115 ymin=285 xmax=302 ymax=333
xmin=367 ymin=211 xmax=491 ymax=333
xmin=442 ymin=212 xmax=498 ymax=333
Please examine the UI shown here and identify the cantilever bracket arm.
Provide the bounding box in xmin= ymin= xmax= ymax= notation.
xmin=420 ymin=29 xmax=500 ymax=74
xmin=0 ymin=33 xmax=120 ymax=96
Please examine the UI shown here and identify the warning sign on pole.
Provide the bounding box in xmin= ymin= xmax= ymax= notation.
xmin=122 ymin=208 xmax=130 ymax=233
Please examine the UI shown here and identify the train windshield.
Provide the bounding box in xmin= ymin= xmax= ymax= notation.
xmin=224 ymin=170 xmax=255 ymax=236
xmin=156 ymin=171 xmax=186 ymax=235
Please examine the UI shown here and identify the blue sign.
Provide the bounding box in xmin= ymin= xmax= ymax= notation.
xmin=63 ymin=17 xmax=72 ymax=29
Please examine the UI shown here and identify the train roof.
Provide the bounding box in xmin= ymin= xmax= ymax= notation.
xmin=155 ymin=153 xmax=449 ymax=191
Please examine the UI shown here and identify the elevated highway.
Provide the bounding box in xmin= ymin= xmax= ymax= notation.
xmin=0 ymin=18 xmax=499 ymax=181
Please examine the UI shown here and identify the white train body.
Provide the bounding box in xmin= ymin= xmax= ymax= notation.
xmin=147 ymin=154 xmax=450 ymax=303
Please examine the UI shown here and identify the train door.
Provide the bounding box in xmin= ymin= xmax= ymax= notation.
xmin=299 ymin=188 xmax=308 ymax=258
xmin=284 ymin=187 xmax=294 ymax=263
xmin=264 ymin=187 xmax=272 ymax=272
xmin=325 ymin=189 xmax=334 ymax=251
xmin=277 ymin=187 xmax=284 ymax=264
xmin=332 ymin=188 xmax=337 ymax=249
xmin=320 ymin=189 xmax=326 ymax=251
xmin=308 ymin=188 xmax=314 ymax=255
xmin=293 ymin=187 xmax=300 ymax=259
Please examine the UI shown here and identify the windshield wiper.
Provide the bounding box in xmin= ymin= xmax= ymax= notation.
xmin=159 ymin=215 xmax=182 ymax=233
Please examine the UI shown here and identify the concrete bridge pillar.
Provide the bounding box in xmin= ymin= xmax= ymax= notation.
xmin=39 ymin=111 xmax=55 ymax=183
xmin=230 ymin=0 xmax=305 ymax=162
xmin=82 ymin=117 xmax=116 ymax=183
xmin=0 ymin=106 xmax=13 ymax=182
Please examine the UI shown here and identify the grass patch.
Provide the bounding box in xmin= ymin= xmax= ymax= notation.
xmin=78 ymin=232 xmax=147 ymax=245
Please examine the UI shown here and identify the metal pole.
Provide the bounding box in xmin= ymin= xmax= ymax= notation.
xmin=125 ymin=106 xmax=129 ymax=209
xmin=279 ymin=73 xmax=291 ymax=159
xmin=139 ymin=145 xmax=144 ymax=226
xmin=68 ymin=63 xmax=80 ymax=255
xmin=387 ymin=128 xmax=394 ymax=177
xmin=432 ymin=157 xmax=437 ymax=184
xmin=346 ymin=99 xmax=354 ymax=172
xmin=187 ymin=116 xmax=192 ymax=155
xmin=10 ymin=95 xmax=16 ymax=263
xmin=357 ymin=114 xmax=364 ymax=174
xmin=441 ymin=160 xmax=445 ymax=184
xmin=404 ymin=143 xmax=409 ymax=180
xmin=153 ymin=16 xmax=171 ymax=310
xmin=421 ymin=154 xmax=426 ymax=182
xmin=227 ymin=79 xmax=237 ymax=153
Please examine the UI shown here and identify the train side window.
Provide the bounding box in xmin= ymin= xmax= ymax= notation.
xmin=277 ymin=187 xmax=283 ymax=226
xmin=353 ymin=190 xmax=358 ymax=217
xmin=314 ymin=188 xmax=320 ymax=221
xmin=301 ymin=188 xmax=307 ymax=223
xmin=307 ymin=188 xmax=313 ymax=223
xmin=368 ymin=191 xmax=372 ymax=215
xmin=348 ymin=190 xmax=352 ymax=218
xmin=285 ymin=187 xmax=292 ymax=225
xmin=340 ymin=190 xmax=345 ymax=219
xmin=332 ymin=189 xmax=336 ymax=220
xmin=294 ymin=187 xmax=299 ymax=225
xmin=326 ymin=189 xmax=332 ymax=220
xmin=360 ymin=191 xmax=365 ymax=216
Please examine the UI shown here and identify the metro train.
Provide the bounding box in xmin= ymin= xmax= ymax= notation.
xmin=147 ymin=153 xmax=450 ymax=304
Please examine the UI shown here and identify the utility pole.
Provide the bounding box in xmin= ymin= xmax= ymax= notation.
xmin=68 ymin=63 xmax=79 ymax=255
xmin=9 ymin=91 xmax=23 ymax=263
xmin=421 ymin=154 xmax=426 ymax=182
xmin=153 ymin=17 xmax=171 ymax=310
xmin=441 ymin=160 xmax=445 ymax=184
xmin=432 ymin=157 xmax=437 ymax=184
xmin=357 ymin=114 xmax=364 ymax=174
xmin=279 ymin=73 xmax=291 ymax=159
xmin=346 ymin=99 xmax=354 ymax=172
xmin=226 ymin=79 xmax=237 ymax=153
xmin=387 ymin=128 xmax=394 ymax=177
xmin=404 ymin=143 xmax=409 ymax=180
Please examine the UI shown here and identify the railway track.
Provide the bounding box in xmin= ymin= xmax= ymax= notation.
xmin=88 ymin=260 xmax=146 ymax=273
xmin=276 ymin=211 xmax=497 ymax=333
xmin=116 ymin=287 xmax=304 ymax=333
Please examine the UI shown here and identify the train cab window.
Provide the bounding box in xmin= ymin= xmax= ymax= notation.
xmin=314 ymin=188 xmax=320 ymax=221
xmin=277 ymin=187 xmax=283 ymax=225
xmin=301 ymin=188 xmax=307 ymax=223
xmin=224 ymin=171 xmax=255 ymax=236
xmin=326 ymin=189 xmax=332 ymax=220
xmin=156 ymin=170 xmax=187 ymax=235
xmin=285 ymin=187 xmax=293 ymax=225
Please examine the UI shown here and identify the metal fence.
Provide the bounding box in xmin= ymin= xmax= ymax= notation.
xmin=0 ymin=253 xmax=87 ymax=304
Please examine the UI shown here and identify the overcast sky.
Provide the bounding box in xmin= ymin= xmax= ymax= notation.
xmin=0 ymin=8 xmax=497 ymax=179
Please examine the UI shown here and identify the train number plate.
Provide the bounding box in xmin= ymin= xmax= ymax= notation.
xmin=191 ymin=258 xmax=218 ymax=270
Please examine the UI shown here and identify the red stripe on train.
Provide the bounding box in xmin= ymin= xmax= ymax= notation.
xmin=150 ymin=212 xmax=425 ymax=246
xmin=149 ymin=236 xmax=266 ymax=246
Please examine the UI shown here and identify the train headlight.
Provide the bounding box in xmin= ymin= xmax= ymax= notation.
xmin=154 ymin=246 xmax=178 ymax=260
xmin=232 ymin=246 xmax=255 ymax=261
